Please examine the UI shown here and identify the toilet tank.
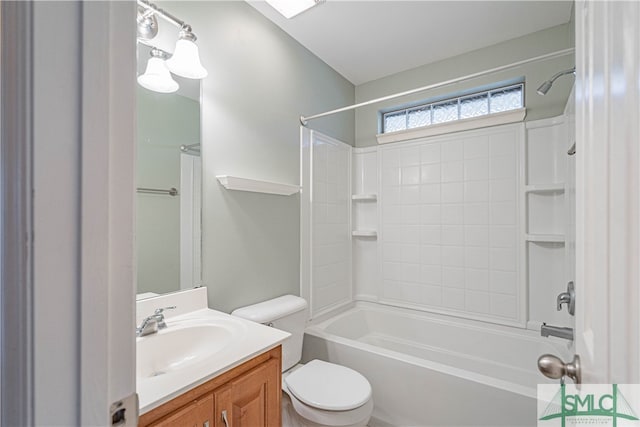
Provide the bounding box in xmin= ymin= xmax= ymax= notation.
xmin=231 ymin=295 xmax=308 ymax=371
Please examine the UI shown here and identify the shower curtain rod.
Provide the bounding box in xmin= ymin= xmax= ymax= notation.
xmin=300 ymin=47 xmax=575 ymax=125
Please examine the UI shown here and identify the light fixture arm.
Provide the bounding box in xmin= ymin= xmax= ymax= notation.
xmin=137 ymin=7 xmax=155 ymax=23
xmin=137 ymin=0 xmax=188 ymax=30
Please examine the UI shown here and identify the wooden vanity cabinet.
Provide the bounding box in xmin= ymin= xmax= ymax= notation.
xmin=140 ymin=346 xmax=282 ymax=427
xmin=151 ymin=395 xmax=214 ymax=427
xmin=213 ymin=357 xmax=280 ymax=427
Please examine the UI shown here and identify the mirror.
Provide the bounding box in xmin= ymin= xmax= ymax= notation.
xmin=136 ymin=44 xmax=202 ymax=299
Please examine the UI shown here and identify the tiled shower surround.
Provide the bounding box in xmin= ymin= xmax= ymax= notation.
xmin=304 ymin=116 xmax=570 ymax=330
xmin=378 ymin=126 xmax=522 ymax=324
xmin=309 ymin=132 xmax=352 ymax=316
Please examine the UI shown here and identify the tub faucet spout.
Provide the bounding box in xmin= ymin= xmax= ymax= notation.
xmin=540 ymin=323 xmax=574 ymax=341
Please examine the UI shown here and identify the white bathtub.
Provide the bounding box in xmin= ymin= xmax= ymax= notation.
xmin=301 ymin=302 xmax=571 ymax=427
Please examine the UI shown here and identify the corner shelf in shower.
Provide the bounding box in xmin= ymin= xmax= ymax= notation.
xmin=352 ymin=230 xmax=378 ymax=238
xmin=216 ymin=175 xmax=301 ymax=196
xmin=351 ymin=194 xmax=377 ymax=201
xmin=525 ymin=234 xmax=565 ymax=243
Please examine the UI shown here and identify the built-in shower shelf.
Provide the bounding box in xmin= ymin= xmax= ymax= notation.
xmin=525 ymin=184 xmax=565 ymax=193
xmin=216 ymin=175 xmax=301 ymax=196
xmin=351 ymin=194 xmax=377 ymax=201
xmin=352 ymin=230 xmax=378 ymax=238
xmin=525 ymin=234 xmax=565 ymax=243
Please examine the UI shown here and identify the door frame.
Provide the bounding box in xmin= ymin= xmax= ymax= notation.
xmin=80 ymin=2 xmax=137 ymax=425
xmin=1 ymin=1 xmax=137 ymax=425
xmin=1 ymin=2 xmax=35 ymax=425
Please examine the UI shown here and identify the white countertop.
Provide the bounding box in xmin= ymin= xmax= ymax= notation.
xmin=137 ymin=306 xmax=289 ymax=414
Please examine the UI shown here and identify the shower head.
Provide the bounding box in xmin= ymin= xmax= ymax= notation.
xmin=536 ymin=80 xmax=554 ymax=96
xmin=536 ymin=67 xmax=576 ymax=96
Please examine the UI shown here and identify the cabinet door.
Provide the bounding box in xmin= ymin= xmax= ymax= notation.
xmin=152 ymin=394 xmax=214 ymax=427
xmin=214 ymin=359 xmax=281 ymax=427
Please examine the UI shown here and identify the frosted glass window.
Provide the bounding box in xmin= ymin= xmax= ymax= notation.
xmin=384 ymin=111 xmax=407 ymax=133
xmin=460 ymin=94 xmax=489 ymax=119
xmin=381 ymin=84 xmax=524 ymax=134
xmin=408 ymin=106 xmax=431 ymax=128
xmin=489 ymin=87 xmax=523 ymax=113
xmin=432 ymin=101 xmax=458 ymax=124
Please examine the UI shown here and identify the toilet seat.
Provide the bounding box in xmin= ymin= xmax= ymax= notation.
xmin=284 ymin=359 xmax=372 ymax=411
xmin=282 ymin=360 xmax=374 ymax=426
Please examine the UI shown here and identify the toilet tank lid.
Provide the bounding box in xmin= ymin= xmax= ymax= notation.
xmin=231 ymin=295 xmax=307 ymax=323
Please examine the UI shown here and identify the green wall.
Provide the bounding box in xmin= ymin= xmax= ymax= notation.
xmin=163 ymin=1 xmax=355 ymax=313
xmin=355 ymin=23 xmax=575 ymax=147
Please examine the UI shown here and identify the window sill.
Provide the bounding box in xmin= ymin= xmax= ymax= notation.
xmin=376 ymin=108 xmax=526 ymax=145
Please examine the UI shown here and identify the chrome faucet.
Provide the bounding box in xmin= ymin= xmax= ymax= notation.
xmin=136 ymin=306 xmax=176 ymax=337
xmin=540 ymin=323 xmax=574 ymax=341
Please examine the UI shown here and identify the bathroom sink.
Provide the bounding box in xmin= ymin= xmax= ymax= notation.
xmin=137 ymin=321 xmax=238 ymax=379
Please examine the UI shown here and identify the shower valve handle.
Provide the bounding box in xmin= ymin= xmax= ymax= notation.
xmin=556 ymin=281 xmax=575 ymax=316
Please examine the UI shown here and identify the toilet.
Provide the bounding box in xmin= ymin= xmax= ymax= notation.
xmin=232 ymin=295 xmax=373 ymax=427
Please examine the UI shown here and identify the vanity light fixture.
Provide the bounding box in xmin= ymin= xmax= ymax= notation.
xmin=136 ymin=6 xmax=158 ymax=40
xmin=136 ymin=0 xmax=208 ymax=93
xmin=137 ymin=48 xmax=179 ymax=94
xmin=264 ymin=0 xmax=325 ymax=19
xmin=165 ymin=26 xmax=208 ymax=79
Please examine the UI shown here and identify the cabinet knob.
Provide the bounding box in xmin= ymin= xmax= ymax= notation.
xmin=221 ymin=410 xmax=229 ymax=427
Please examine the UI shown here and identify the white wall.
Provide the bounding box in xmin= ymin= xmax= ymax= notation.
xmin=161 ymin=2 xmax=355 ymax=313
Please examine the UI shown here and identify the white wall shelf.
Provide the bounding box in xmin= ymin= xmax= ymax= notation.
xmin=352 ymin=230 xmax=377 ymax=238
xmin=216 ymin=175 xmax=301 ymax=196
xmin=525 ymin=184 xmax=565 ymax=193
xmin=351 ymin=194 xmax=377 ymax=201
xmin=525 ymin=234 xmax=565 ymax=243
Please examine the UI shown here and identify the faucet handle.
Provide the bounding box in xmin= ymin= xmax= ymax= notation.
xmin=153 ymin=306 xmax=176 ymax=330
xmin=154 ymin=306 xmax=176 ymax=316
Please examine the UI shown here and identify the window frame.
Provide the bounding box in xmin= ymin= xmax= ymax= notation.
xmin=381 ymin=83 xmax=525 ymax=134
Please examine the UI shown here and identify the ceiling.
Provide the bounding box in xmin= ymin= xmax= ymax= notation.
xmin=248 ymin=1 xmax=573 ymax=85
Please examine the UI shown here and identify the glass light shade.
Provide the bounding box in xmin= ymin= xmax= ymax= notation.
xmin=165 ymin=39 xmax=208 ymax=79
xmin=137 ymin=56 xmax=179 ymax=93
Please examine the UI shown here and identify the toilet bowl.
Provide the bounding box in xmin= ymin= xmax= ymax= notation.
xmin=282 ymin=360 xmax=373 ymax=427
xmin=231 ymin=295 xmax=374 ymax=427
